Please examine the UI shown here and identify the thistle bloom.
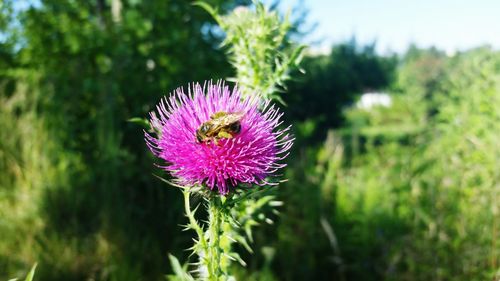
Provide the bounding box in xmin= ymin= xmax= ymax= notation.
xmin=145 ymin=81 xmax=292 ymax=194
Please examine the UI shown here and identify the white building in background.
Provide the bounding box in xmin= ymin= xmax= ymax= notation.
xmin=357 ymin=92 xmax=392 ymax=109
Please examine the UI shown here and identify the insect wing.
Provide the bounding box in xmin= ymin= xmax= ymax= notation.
xmin=219 ymin=112 xmax=245 ymax=124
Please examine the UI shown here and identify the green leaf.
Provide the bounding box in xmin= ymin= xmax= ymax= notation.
xmin=226 ymin=252 xmax=247 ymax=267
xmin=290 ymin=45 xmax=307 ymax=66
xmin=128 ymin=117 xmax=151 ymax=130
xmin=234 ymin=233 xmax=253 ymax=253
xmin=167 ymin=254 xmax=194 ymax=281
xmin=192 ymin=1 xmax=219 ymax=23
xmin=25 ymin=263 xmax=37 ymax=281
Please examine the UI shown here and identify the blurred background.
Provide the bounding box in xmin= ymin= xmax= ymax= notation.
xmin=0 ymin=0 xmax=498 ymax=280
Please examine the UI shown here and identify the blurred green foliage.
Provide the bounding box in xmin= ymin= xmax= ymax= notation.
xmin=0 ymin=0 xmax=243 ymax=279
xmin=259 ymin=46 xmax=498 ymax=281
xmin=285 ymin=39 xmax=397 ymax=137
xmin=0 ymin=1 xmax=498 ymax=281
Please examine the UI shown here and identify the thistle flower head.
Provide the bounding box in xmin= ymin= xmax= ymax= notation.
xmin=145 ymin=81 xmax=292 ymax=194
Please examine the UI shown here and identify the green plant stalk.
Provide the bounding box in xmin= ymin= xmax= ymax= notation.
xmin=183 ymin=189 xmax=209 ymax=278
xmin=207 ymin=197 xmax=223 ymax=280
xmin=183 ymin=189 xmax=207 ymax=249
xmin=183 ymin=188 xmax=228 ymax=280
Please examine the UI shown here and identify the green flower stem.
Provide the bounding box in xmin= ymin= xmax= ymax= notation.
xmin=183 ymin=189 xmax=209 ymax=276
xmin=183 ymin=189 xmax=206 ymax=246
xmin=207 ymin=197 xmax=223 ymax=281
xmin=183 ymin=188 xmax=227 ymax=281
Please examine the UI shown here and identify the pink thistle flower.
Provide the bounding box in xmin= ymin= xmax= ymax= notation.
xmin=145 ymin=81 xmax=293 ymax=194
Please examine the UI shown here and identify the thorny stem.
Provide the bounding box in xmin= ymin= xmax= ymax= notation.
xmin=183 ymin=189 xmax=206 ymax=247
xmin=183 ymin=189 xmax=209 ymax=277
xmin=183 ymin=188 xmax=225 ymax=281
xmin=207 ymin=197 xmax=223 ymax=281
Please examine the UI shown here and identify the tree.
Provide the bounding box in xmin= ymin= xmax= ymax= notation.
xmin=1 ymin=0 xmax=246 ymax=279
xmin=285 ymin=39 xmax=396 ymax=141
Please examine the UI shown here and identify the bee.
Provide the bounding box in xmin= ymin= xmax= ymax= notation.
xmin=196 ymin=111 xmax=244 ymax=144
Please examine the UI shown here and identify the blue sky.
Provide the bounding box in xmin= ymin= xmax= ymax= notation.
xmin=271 ymin=0 xmax=500 ymax=54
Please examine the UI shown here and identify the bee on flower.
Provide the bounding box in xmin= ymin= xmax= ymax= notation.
xmin=145 ymin=81 xmax=293 ymax=194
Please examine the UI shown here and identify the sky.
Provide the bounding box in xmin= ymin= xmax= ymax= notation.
xmin=272 ymin=0 xmax=500 ymax=54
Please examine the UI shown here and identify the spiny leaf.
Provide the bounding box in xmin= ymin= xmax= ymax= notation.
xmin=234 ymin=234 xmax=253 ymax=253
xmin=226 ymin=252 xmax=247 ymax=267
